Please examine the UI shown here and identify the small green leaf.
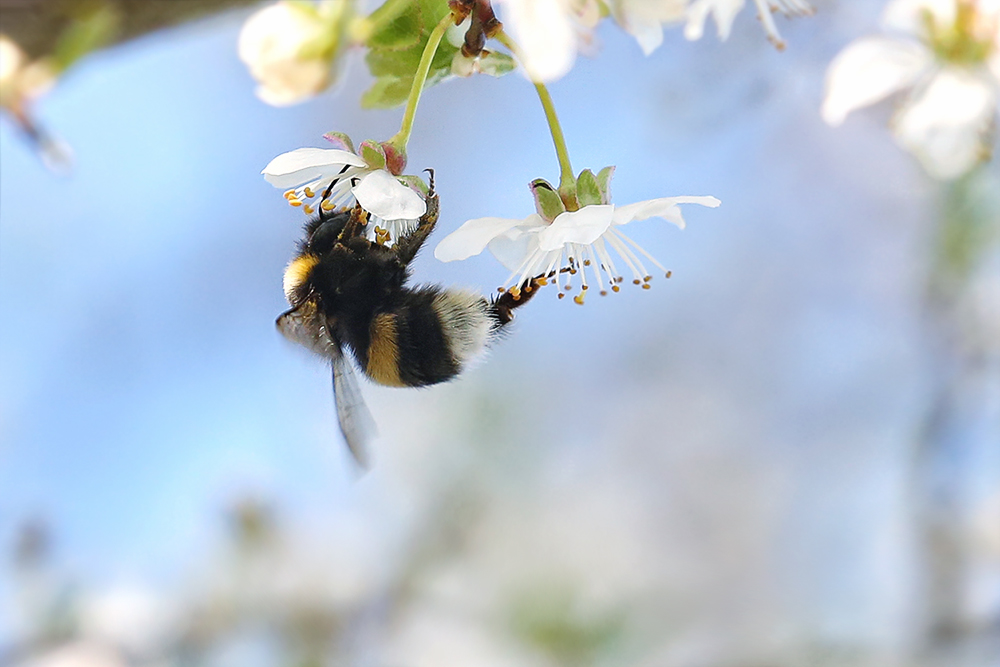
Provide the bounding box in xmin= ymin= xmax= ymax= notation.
xmin=366 ymin=0 xmax=423 ymax=51
xmin=361 ymin=76 xmax=413 ymax=109
xmin=576 ymin=169 xmax=602 ymax=207
xmin=51 ymin=4 xmax=120 ymax=72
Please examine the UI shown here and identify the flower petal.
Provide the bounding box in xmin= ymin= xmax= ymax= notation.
xmin=501 ymin=0 xmax=577 ymax=82
xmin=821 ymin=36 xmax=931 ymax=126
xmin=537 ymin=205 xmax=614 ymax=251
xmin=612 ymin=196 xmax=721 ymax=229
xmin=893 ymin=68 xmax=996 ymax=179
xmin=434 ymin=215 xmax=535 ymax=262
xmin=488 ymin=224 xmax=544 ymax=272
xmin=352 ymin=169 xmax=426 ymax=221
xmin=262 ymin=147 xmax=366 ymax=188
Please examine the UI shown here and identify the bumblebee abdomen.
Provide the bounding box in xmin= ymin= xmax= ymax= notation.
xmin=361 ymin=288 xmax=495 ymax=388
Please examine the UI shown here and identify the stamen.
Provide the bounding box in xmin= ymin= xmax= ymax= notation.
xmin=303 ymin=204 xmax=315 ymax=215
xmin=284 ymin=190 xmax=296 ymax=200
xmin=574 ymin=293 xmax=585 ymax=305
xmin=666 ymin=270 xmax=673 ymax=278
xmin=612 ymin=228 xmax=670 ymax=276
xmin=303 ymin=187 xmax=315 ymax=199
xmin=289 ymin=199 xmax=303 ymax=207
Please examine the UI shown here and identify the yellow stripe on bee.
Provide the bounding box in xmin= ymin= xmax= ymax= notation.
xmin=366 ymin=313 xmax=405 ymax=387
xmin=283 ymin=254 xmax=319 ymax=301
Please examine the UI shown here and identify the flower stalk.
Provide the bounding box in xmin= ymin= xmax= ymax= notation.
xmin=387 ymin=11 xmax=456 ymax=152
xmin=494 ymin=28 xmax=578 ymax=210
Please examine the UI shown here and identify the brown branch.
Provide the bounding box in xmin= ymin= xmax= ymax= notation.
xmin=0 ymin=0 xmax=260 ymax=61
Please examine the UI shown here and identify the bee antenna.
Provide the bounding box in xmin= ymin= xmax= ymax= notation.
xmin=350 ymin=177 xmax=361 ymax=188
xmin=424 ymin=168 xmax=435 ymax=195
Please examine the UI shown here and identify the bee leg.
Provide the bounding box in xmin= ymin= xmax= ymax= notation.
xmin=393 ymin=188 xmax=439 ymax=266
xmin=339 ymin=203 xmax=370 ymax=243
xmin=491 ymin=275 xmax=545 ymax=325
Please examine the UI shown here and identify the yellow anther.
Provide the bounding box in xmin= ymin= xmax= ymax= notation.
xmin=643 ymin=275 xmax=652 ymax=282
xmin=564 ymin=285 xmax=572 ymax=291
xmin=289 ymin=199 xmax=303 ymax=207
xmin=558 ymin=293 xmax=565 ymax=299
xmin=498 ymin=287 xmax=506 ymax=293
xmin=510 ymin=287 xmax=521 ymax=299
xmin=616 ymin=277 xmax=624 ymax=283
xmin=665 ymin=271 xmax=673 ymax=278
xmin=321 ymin=199 xmax=335 ymax=211
xmin=642 ymin=283 xmax=651 ymax=290
xmin=600 ymin=290 xmax=607 ymax=296
xmin=573 ymin=294 xmax=585 ymax=305
xmin=582 ymin=285 xmax=588 ymax=290
xmin=303 ymin=204 xmax=315 ymax=214
xmin=632 ymin=279 xmax=641 ymax=285
xmin=612 ymin=285 xmax=620 ymax=293
xmin=303 ymin=187 xmax=315 ymax=199
xmin=569 ymin=268 xmax=577 ymax=275
xmin=284 ymin=190 xmax=296 ymax=200
xmin=584 ymin=260 xmax=591 ymax=266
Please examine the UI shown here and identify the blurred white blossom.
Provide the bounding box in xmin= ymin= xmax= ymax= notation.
xmin=0 ymin=35 xmax=56 ymax=111
xmin=238 ymin=1 xmax=350 ymax=106
xmin=823 ymin=0 xmax=1000 ymax=179
xmin=15 ymin=643 xmax=126 ymax=667
xmin=683 ymin=0 xmax=814 ymax=49
xmin=497 ymin=0 xmax=603 ymax=82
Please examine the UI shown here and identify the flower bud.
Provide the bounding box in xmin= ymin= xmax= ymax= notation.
xmin=238 ymin=1 xmax=348 ymax=107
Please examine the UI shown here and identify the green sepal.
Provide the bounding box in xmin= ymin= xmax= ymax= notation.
xmin=576 ymin=169 xmax=602 ymax=207
xmin=397 ymin=174 xmax=430 ymax=196
xmin=359 ymin=140 xmax=387 ymax=170
xmin=530 ymin=179 xmax=566 ymax=222
xmin=596 ymin=166 xmax=615 ymax=204
xmin=323 ymin=132 xmax=355 ymax=153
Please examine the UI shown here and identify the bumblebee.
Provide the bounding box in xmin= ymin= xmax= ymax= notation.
xmin=277 ymin=176 xmax=537 ymax=466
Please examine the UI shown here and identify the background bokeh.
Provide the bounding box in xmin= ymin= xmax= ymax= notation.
xmin=1 ymin=1 xmax=999 ymax=666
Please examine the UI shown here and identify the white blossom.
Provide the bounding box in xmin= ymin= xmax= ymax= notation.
xmin=610 ymin=0 xmax=688 ymax=55
xmin=0 ymin=35 xmax=56 ymax=111
xmin=497 ymin=0 xmax=603 ymax=82
xmin=238 ymin=1 xmax=348 ymax=107
xmin=684 ymin=0 xmax=814 ymax=50
xmin=435 ymin=172 xmax=719 ymax=304
xmin=822 ymin=0 xmax=1000 ymax=179
xmin=262 ymin=144 xmax=426 ymax=242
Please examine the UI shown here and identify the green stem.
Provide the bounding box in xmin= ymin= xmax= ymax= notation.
xmin=388 ymin=11 xmax=454 ymax=150
xmin=494 ymin=29 xmax=577 ymax=207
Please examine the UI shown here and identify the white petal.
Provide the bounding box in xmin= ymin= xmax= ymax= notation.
xmin=893 ymin=68 xmax=997 ymax=179
xmin=881 ymin=0 xmax=955 ymax=35
xmin=613 ymin=195 xmax=721 ymax=229
xmin=822 ymin=36 xmax=931 ymax=126
xmin=434 ymin=215 xmax=534 ymax=262
xmin=501 ymin=0 xmax=577 ymax=82
xmin=614 ymin=0 xmax=683 ymax=55
xmin=352 ymin=170 xmax=426 ymax=221
xmin=685 ymin=0 xmax=745 ymax=41
xmin=262 ymin=148 xmax=366 ymax=188
xmin=537 ymin=205 xmax=614 ymax=251
xmin=488 ymin=224 xmax=545 ymax=272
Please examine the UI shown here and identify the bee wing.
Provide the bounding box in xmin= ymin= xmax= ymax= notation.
xmin=276 ymin=303 xmax=336 ymax=358
xmin=331 ymin=350 xmax=377 ymax=469
xmin=277 ymin=304 xmax=377 ymax=467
